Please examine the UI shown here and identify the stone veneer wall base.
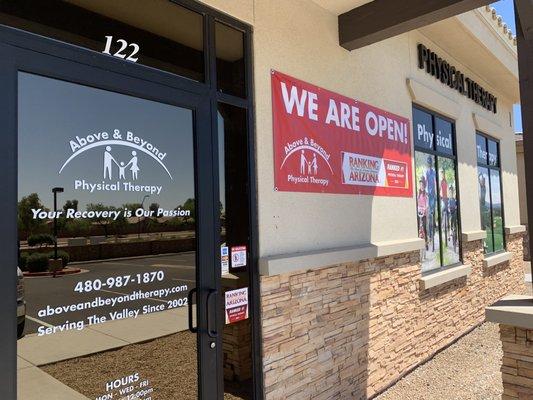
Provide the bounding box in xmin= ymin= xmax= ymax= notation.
xmin=499 ymin=324 xmax=533 ymax=400
xmin=260 ymin=233 xmax=525 ymax=400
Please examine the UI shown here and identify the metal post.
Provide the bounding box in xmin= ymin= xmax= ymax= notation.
xmin=52 ymin=187 xmax=64 ymax=260
xmin=53 ymin=191 xmax=57 ymax=259
xmin=138 ymin=194 xmax=149 ymax=239
xmin=514 ymin=0 xmax=533 ymax=297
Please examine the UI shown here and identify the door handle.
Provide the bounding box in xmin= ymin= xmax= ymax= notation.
xmin=187 ymin=288 xmax=197 ymax=333
xmin=206 ymin=289 xmax=218 ymax=338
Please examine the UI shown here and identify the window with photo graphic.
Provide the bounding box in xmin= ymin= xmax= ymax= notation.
xmin=413 ymin=106 xmax=461 ymax=273
xmin=476 ymin=133 xmax=504 ymax=254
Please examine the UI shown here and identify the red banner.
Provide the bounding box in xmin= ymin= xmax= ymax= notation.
xmin=272 ymin=71 xmax=413 ymax=197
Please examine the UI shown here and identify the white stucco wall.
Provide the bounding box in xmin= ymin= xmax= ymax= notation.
xmin=200 ymin=0 xmax=520 ymax=259
xmin=253 ymin=0 xmax=418 ymax=257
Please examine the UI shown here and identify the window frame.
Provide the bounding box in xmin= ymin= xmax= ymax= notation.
xmin=476 ymin=131 xmax=506 ymax=255
xmin=0 ymin=2 xmax=262 ymax=398
xmin=413 ymin=104 xmax=463 ymax=275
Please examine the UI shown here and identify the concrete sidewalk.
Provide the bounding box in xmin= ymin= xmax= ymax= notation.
xmin=18 ymin=364 xmax=89 ymax=400
xmin=19 ymin=305 xmax=191 ymax=366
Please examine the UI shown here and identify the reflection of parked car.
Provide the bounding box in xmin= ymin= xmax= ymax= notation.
xmin=17 ymin=267 xmax=26 ymax=339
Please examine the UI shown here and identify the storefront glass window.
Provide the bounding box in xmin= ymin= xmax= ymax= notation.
xmin=477 ymin=133 xmax=504 ymax=253
xmin=415 ymin=152 xmax=441 ymax=271
xmin=413 ymin=106 xmax=461 ymax=273
xmin=478 ymin=166 xmax=493 ymax=250
xmin=438 ymin=156 xmax=460 ymax=265
xmin=215 ymin=22 xmax=245 ymax=98
xmin=218 ymin=104 xmax=253 ymax=398
xmin=17 ymin=71 xmax=199 ymax=398
xmin=8 ymin=2 xmax=255 ymax=397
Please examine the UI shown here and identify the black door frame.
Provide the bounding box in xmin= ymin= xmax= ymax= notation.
xmin=0 ymin=28 xmax=221 ymax=400
xmin=0 ymin=1 xmax=261 ymax=398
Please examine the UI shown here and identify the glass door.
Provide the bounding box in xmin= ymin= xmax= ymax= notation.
xmin=5 ymin=43 xmax=219 ymax=399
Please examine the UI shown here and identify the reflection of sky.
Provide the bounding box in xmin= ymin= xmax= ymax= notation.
xmin=18 ymin=72 xmax=195 ymax=211
xmin=415 ymin=152 xmax=436 ymax=191
xmin=479 ymin=168 xmax=490 ymax=204
xmin=479 ymin=168 xmax=502 ymax=207
xmin=413 ymin=108 xmax=433 ymax=149
xmin=217 ymin=112 xmax=226 ymax=210
xmin=490 ymin=170 xmax=502 ymax=206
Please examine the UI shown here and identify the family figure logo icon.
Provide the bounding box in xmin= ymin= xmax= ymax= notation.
xmin=103 ymin=146 xmax=140 ymax=180
xmin=281 ymin=137 xmax=332 ymax=188
xmin=281 ymin=136 xmax=333 ymax=175
xmin=299 ymin=150 xmax=319 ymax=175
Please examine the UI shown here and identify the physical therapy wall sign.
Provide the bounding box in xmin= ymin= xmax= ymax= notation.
xmin=417 ymin=43 xmax=497 ymax=114
xmin=272 ymin=70 xmax=413 ymax=197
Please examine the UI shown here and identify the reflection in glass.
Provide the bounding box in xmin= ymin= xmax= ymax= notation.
xmin=415 ymin=151 xmax=440 ymax=272
xmin=216 ymin=22 xmax=245 ymax=97
xmin=413 ymin=108 xmax=433 ymax=150
xmin=0 ymin=0 xmax=205 ymax=81
xmin=490 ymin=169 xmax=504 ymax=252
xmin=435 ymin=118 xmax=454 ymax=156
xmin=17 ymin=72 xmax=199 ymax=399
xmin=488 ymin=140 xmax=499 ymax=167
xmin=478 ymin=167 xmax=493 ymax=253
xmin=438 ymin=157 xmax=460 ymax=266
xmin=477 ymin=133 xmax=504 ymax=255
xmin=476 ymin=134 xmax=487 ymax=164
xmin=218 ymin=104 xmax=252 ymax=399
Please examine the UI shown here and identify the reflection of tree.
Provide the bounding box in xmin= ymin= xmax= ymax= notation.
xmin=123 ymin=203 xmax=142 ymax=211
xmin=146 ymin=202 xmax=161 ymax=232
xmin=180 ymin=198 xmax=195 ymax=223
xmin=57 ymin=199 xmax=80 ymax=237
xmin=18 ymin=193 xmax=47 ymax=236
xmin=86 ymin=203 xmax=120 ymax=237
xmin=149 ymin=203 xmax=160 ymax=220
xmin=112 ymin=209 xmax=128 ymax=236
xmin=63 ymin=219 xmax=91 ymax=237
xmin=219 ymin=201 xmax=225 ymax=229
xmin=63 ymin=199 xmax=78 ymax=213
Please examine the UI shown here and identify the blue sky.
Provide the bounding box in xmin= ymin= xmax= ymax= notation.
xmin=492 ymin=0 xmax=523 ymax=133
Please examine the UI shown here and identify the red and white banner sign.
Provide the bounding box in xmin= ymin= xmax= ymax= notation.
xmin=272 ymin=71 xmax=412 ymax=197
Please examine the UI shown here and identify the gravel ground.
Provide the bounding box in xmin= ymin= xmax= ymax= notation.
xmin=375 ymin=278 xmax=532 ymax=400
xmin=43 ymin=331 xmax=250 ymax=400
xmin=374 ymin=322 xmax=504 ymax=400
xmin=376 ymin=277 xmax=532 ymax=400
xmin=40 ymin=324 xmax=507 ymax=400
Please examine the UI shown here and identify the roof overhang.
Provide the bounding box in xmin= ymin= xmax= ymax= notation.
xmin=339 ymin=0 xmax=495 ymax=50
xmin=310 ymin=0 xmax=373 ymax=15
xmin=418 ymin=9 xmax=519 ymax=102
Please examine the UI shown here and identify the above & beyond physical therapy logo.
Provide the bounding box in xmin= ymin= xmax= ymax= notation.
xmin=58 ymin=129 xmax=171 ymax=195
xmin=281 ymin=136 xmax=333 ymax=187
